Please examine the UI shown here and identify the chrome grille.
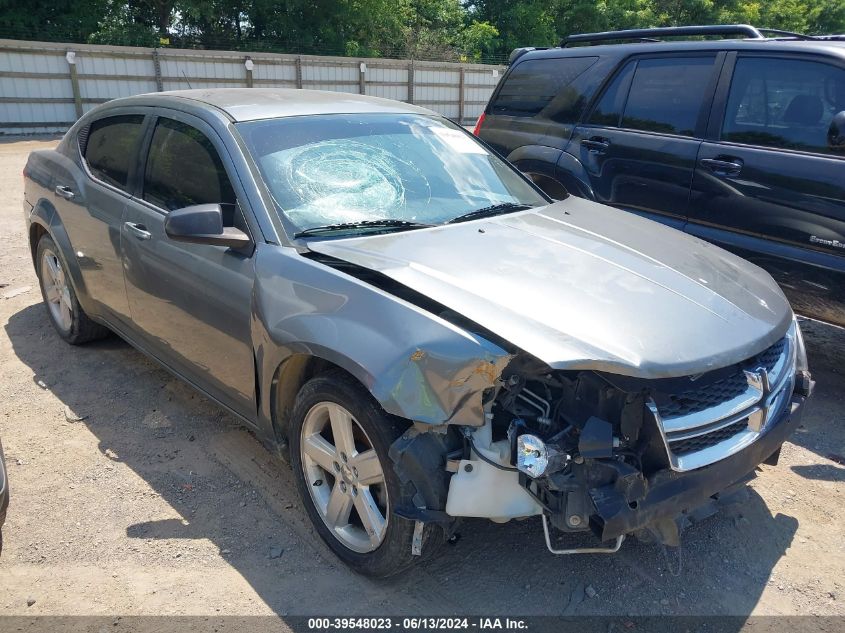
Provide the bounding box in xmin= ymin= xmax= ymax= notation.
xmin=659 ymin=372 xmax=748 ymax=419
xmin=668 ymin=419 xmax=749 ymax=456
xmin=649 ymin=321 xmax=797 ymax=472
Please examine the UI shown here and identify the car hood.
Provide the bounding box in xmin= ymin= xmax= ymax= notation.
xmin=307 ymin=197 xmax=793 ymax=379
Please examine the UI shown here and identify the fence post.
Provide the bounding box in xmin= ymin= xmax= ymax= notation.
xmin=458 ymin=67 xmax=465 ymax=125
xmin=295 ymin=56 xmax=303 ymax=89
xmin=359 ymin=61 xmax=366 ymax=95
xmin=152 ymin=49 xmax=163 ymax=91
xmin=244 ymin=57 xmax=254 ymax=87
xmin=65 ymin=50 xmax=83 ymax=119
xmin=407 ymin=60 xmax=414 ymax=104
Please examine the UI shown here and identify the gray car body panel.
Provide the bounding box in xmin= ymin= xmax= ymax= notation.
xmin=308 ymin=196 xmax=792 ymax=379
xmin=251 ymin=246 xmax=512 ymax=431
xmin=23 ymin=88 xmax=793 ymax=443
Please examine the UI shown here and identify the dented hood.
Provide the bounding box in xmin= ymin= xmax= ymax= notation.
xmin=307 ymin=197 xmax=793 ymax=379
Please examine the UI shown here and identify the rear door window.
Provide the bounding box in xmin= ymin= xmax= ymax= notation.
xmin=143 ymin=117 xmax=236 ymax=211
xmin=588 ymin=62 xmax=635 ymax=127
xmin=491 ymin=56 xmax=598 ymax=118
xmin=83 ymin=115 xmax=146 ymax=191
xmin=721 ymin=57 xmax=845 ymax=155
xmin=620 ymin=57 xmax=716 ymax=136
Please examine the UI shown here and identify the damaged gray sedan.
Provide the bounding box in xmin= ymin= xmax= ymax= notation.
xmin=24 ymin=89 xmax=813 ymax=577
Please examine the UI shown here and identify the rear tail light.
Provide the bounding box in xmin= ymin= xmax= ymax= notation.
xmin=472 ymin=112 xmax=486 ymax=136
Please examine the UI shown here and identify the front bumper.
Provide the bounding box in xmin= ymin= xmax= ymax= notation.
xmin=587 ymin=395 xmax=806 ymax=542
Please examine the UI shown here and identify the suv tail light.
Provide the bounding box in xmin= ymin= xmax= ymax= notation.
xmin=472 ymin=112 xmax=486 ymax=136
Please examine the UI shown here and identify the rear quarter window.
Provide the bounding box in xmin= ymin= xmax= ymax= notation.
xmin=491 ymin=56 xmax=598 ymax=118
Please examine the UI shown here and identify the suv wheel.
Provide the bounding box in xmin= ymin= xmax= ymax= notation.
xmin=290 ymin=370 xmax=441 ymax=577
xmin=35 ymin=235 xmax=109 ymax=344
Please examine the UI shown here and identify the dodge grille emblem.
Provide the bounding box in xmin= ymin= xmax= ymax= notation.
xmin=744 ymin=367 xmax=770 ymax=432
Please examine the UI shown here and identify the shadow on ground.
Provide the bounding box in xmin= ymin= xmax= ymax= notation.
xmin=5 ymin=302 xmax=812 ymax=618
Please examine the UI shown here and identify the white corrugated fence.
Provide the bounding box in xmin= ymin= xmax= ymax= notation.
xmin=0 ymin=39 xmax=505 ymax=135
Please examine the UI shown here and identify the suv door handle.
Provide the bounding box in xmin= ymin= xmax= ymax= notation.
xmin=124 ymin=222 xmax=152 ymax=241
xmin=700 ymin=157 xmax=743 ymax=176
xmin=54 ymin=185 xmax=75 ymax=200
xmin=582 ymin=137 xmax=610 ymax=153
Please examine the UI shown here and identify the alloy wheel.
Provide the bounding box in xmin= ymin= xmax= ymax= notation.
xmin=300 ymin=401 xmax=389 ymax=553
xmin=41 ymin=249 xmax=72 ymax=332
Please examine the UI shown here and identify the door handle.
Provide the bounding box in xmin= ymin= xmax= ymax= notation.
xmin=54 ymin=185 xmax=75 ymax=200
xmin=582 ymin=137 xmax=610 ymax=153
xmin=124 ymin=222 xmax=152 ymax=240
xmin=700 ymin=157 xmax=743 ymax=176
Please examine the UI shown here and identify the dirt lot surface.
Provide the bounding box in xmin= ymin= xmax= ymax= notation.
xmin=0 ymin=138 xmax=843 ymax=618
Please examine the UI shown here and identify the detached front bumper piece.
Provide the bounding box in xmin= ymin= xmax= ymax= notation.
xmin=588 ymin=396 xmax=806 ymax=542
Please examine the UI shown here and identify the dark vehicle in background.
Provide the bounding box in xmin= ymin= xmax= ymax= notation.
xmin=475 ymin=25 xmax=845 ymax=326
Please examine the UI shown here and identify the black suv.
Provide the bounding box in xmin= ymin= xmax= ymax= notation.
xmin=475 ymin=25 xmax=845 ymax=326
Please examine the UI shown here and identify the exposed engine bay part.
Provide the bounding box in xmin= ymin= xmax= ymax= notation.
xmin=392 ymin=330 xmax=807 ymax=554
xmin=542 ymin=516 xmax=624 ymax=555
xmin=389 ymin=425 xmax=461 ymax=530
xmin=444 ymin=416 xmax=542 ymax=522
xmin=437 ymin=356 xmax=654 ymax=531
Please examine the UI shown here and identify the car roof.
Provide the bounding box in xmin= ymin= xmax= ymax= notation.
xmin=110 ymin=88 xmax=438 ymax=122
xmin=518 ymin=38 xmax=845 ymax=64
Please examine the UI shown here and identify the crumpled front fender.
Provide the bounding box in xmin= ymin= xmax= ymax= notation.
xmin=253 ymin=247 xmax=513 ymax=435
xmin=373 ymin=337 xmax=511 ymax=426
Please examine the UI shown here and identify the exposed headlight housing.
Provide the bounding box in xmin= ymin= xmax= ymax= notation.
xmin=517 ymin=434 xmax=548 ymax=478
xmin=516 ymin=434 xmax=570 ymax=479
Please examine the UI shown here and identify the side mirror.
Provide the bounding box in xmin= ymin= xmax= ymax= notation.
xmin=164 ymin=203 xmax=251 ymax=249
xmin=828 ymin=111 xmax=845 ymax=152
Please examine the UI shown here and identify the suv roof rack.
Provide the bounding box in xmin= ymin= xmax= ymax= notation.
xmin=560 ymin=24 xmax=770 ymax=47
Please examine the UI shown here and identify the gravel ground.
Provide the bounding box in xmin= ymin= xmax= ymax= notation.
xmin=0 ymin=138 xmax=843 ymax=618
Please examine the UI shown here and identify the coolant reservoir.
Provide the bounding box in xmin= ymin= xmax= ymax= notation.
xmin=445 ymin=440 xmax=543 ymax=523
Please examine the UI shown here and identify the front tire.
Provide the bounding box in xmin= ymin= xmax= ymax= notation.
xmin=35 ymin=234 xmax=109 ymax=345
xmin=290 ymin=370 xmax=441 ymax=577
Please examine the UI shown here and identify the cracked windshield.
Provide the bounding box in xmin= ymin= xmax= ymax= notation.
xmin=238 ymin=113 xmax=547 ymax=234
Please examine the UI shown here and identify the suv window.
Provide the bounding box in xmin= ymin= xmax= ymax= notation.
xmin=143 ymin=118 xmax=236 ymax=211
xmin=621 ymin=57 xmax=715 ymax=136
xmin=491 ymin=56 xmax=598 ymax=118
xmin=588 ymin=62 xmax=635 ymax=127
xmin=722 ymin=57 xmax=845 ymax=155
xmin=83 ymin=115 xmax=145 ymax=191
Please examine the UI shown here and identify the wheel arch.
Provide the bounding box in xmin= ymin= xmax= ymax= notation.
xmin=555 ymin=151 xmax=596 ymax=200
xmin=268 ymin=350 xmax=367 ymax=445
xmin=504 ymin=144 xmax=594 ymax=201
xmin=28 ymin=202 xmax=93 ymax=312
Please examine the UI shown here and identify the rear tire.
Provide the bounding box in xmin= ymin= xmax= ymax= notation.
xmin=35 ymin=234 xmax=109 ymax=345
xmin=290 ymin=370 xmax=442 ymax=577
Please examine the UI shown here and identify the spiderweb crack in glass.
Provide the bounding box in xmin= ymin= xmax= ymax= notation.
xmin=239 ymin=113 xmax=548 ymax=232
xmin=267 ymin=140 xmax=431 ymax=227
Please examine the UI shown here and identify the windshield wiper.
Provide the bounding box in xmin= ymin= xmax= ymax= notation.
xmin=446 ymin=202 xmax=533 ymax=224
xmin=294 ymin=219 xmax=435 ymax=238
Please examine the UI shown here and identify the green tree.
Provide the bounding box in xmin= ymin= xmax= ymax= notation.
xmin=2 ymin=0 xmax=844 ymax=61
xmin=456 ymin=20 xmax=499 ymax=60
xmin=0 ymin=0 xmax=108 ymax=41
